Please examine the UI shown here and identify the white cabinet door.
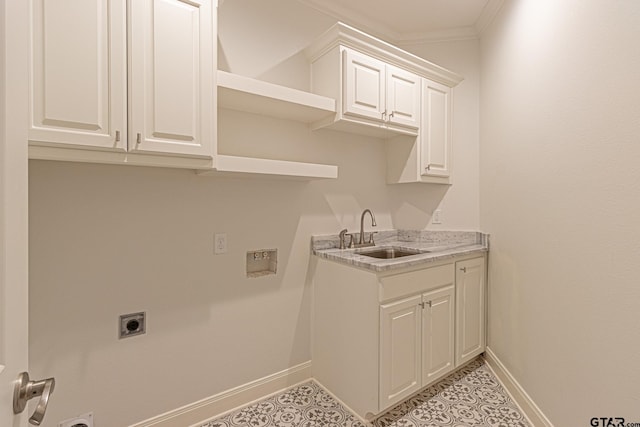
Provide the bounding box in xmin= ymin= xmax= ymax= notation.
xmin=380 ymin=295 xmax=422 ymax=410
xmin=29 ymin=0 xmax=127 ymax=150
xmin=421 ymin=78 xmax=451 ymax=177
xmin=456 ymin=257 xmax=486 ymax=366
xmin=422 ymin=285 xmax=455 ymax=386
xmin=129 ymin=0 xmax=214 ymax=157
xmin=343 ymin=49 xmax=385 ymax=122
xmin=386 ymin=65 xmax=420 ymax=129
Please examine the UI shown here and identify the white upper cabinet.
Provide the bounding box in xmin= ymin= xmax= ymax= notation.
xmin=311 ymin=46 xmax=421 ymax=137
xmin=421 ymin=78 xmax=452 ymax=178
xmin=386 ymin=65 xmax=421 ymax=129
xmin=29 ymin=0 xmax=127 ymax=150
xmin=306 ymin=23 xmax=461 ymax=140
xmin=29 ymin=0 xmax=216 ymax=166
xmin=129 ymin=0 xmax=214 ymax=157
xmin=386 ymin=78 xmax=453 ymax=185
xmin=343 ymin=49 xmax=386 ymax=122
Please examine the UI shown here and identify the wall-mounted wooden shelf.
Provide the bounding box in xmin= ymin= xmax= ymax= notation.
xmin=217 ymin=70 xmax=336 ymax=123
xmin=198 ymin=155 xmax=338 ymax=180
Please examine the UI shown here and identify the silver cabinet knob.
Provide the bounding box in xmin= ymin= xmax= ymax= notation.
xmin=13 ymin=372 xmax=56 ymax=426
xmin=425 ymin=164 xmax=431 ymax=171
xmin=460 ymin=267 xmax=467 ymax=273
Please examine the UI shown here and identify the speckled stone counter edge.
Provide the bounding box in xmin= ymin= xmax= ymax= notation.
xmin=311 ymin=230 xmax=489 ymax=272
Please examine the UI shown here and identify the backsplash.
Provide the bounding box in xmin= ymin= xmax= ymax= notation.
xmin=311 ymin=229 xmax=488 ymax=251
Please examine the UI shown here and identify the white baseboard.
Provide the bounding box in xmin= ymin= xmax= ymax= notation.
xmin=484 ymin=347 xmax=554 ymax=427
xmin=312 ymin=379 xmax=371 ymax=426
xmin=129 ymin=361 xmax=312 ymax=427
xmin=131 ymin=351 xmax=553 ymax=427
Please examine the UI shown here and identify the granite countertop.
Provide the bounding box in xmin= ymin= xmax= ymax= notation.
xmin=312 ymin=230 xmax=489 ymax=273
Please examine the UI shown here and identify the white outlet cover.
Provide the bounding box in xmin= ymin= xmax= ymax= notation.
xmin=433 ymin=209 xmax=442 ymax=224
xmin=59 ymin=412 xmax=93 ymax=427
xmin=214 ymin=233 xmax=227 ymax=254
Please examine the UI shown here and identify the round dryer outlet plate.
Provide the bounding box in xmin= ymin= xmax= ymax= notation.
xmin=58 ymin=412 xmax=93 ymax=427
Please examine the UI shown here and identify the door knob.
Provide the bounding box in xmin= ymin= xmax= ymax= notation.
xmin=13 ymin=372 xmax=56 ymax=426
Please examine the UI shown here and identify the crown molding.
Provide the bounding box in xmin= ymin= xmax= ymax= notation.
xmin=296 ymin=0 xmax=402 ymax=42
xmin=475 ymin=0 xmax=505 ymax=36
xmin=297 ymin=0 xmax=506 ymax=44
xmin=304 ymin=22 xmax=464 ymax=87
xmin=396 ymin=26 xmax=479 ymax=46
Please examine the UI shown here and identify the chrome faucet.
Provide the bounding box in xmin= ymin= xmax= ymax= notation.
xmin=358 ymin=209 xmax=377 ymax=247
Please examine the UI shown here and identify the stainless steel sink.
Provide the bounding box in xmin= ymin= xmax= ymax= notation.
xmin=356 ymin=247 xmax=422 ymax=259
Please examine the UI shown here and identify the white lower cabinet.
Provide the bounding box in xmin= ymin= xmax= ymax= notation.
xmin=379 ymin=285 xmax=456 ymax=410
xmin=455 ymin=257 xmax=486 ymax=365
xmin=379 ymin=284 xmax=456 ymax=412
xmin=313 ymin=254 xmax=486 ymax=421
xmin=422 ymin=285 xmax=455 ymax=386
xmin=379 ymin=295 xmax=422 ymax=409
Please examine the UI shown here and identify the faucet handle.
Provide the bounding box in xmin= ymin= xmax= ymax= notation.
xmin=338 ymin=229 xmax=349 ymax=249
xmin=368 ymin=231 xmax=378 ymax=244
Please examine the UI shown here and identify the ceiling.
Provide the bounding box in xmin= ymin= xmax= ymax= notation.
xmin=295 ymin=0 xmax=504 ymax=44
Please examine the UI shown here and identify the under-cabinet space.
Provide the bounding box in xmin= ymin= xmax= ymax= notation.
xmin=197 ymin=72 xmax=338 ymax=180
xmin=203 ymin=107 xmax=338 ymax=180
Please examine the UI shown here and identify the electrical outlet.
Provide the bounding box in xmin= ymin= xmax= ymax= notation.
xmin=214 ymin=233 xmax=227 ymax=254
xmin=433 ymin=209 xmax=442 ymax=224
xmin=59 ymin=412 xmax=93 ymax=427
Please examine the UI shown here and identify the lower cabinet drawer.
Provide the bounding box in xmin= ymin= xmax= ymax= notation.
xmin=379 ymin=263 xmax=454 ymax=302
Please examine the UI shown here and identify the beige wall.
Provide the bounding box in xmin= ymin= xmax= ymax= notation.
xmin=480 ymin=1 xmax=640 ymax=424
xmin=28 ymin=1 xmax=480 ymax=425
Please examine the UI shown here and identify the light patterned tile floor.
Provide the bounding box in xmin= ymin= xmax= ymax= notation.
xmin=201 ymin=357 xmax=530 ymax=427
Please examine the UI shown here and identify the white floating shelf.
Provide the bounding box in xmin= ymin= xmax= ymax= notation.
xmin=217 ymin=70 xmax=336 ymax=123
xmin=198 ymin=155 xmax=338 ymax=180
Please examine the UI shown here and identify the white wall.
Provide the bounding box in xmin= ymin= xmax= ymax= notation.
xmin=28 ymin=1 xmax=481 ymax=425
xmin=480 ymin=1 xmax=640 ymax=424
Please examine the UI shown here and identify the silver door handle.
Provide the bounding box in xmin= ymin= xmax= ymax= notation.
xmin=13 ymin=372 xmax=56 ymax=426
xmin=460 ymin=267 xmax=467 ymax=272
